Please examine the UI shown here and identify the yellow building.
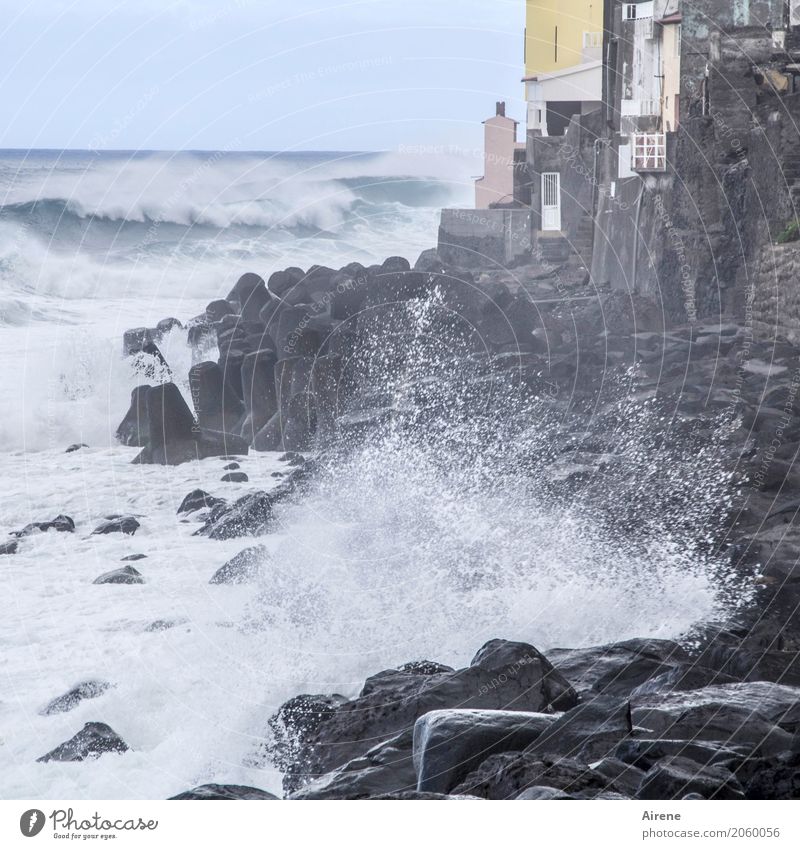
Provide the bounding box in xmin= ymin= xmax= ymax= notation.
xmin=523 ymin=1 xmax=605 ymax=135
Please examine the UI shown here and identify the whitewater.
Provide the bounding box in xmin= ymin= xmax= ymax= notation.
xmin=0 ymin=150 xmax=744 ymax=799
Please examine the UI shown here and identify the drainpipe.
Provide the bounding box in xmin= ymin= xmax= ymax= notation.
xmin=631 ymin=178 xmax=646 ymax=294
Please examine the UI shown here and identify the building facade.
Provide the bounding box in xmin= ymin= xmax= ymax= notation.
xmin=523 ymin=0 xmax=605 ymax=136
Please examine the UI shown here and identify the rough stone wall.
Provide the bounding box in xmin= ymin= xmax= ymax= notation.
xmin=438 ymin=208 xmax=532 ymax=268
xmin=752 ymin=242 xmax=800 ymax=343
xmin=527 ymin=111 xmax=602 ymax=246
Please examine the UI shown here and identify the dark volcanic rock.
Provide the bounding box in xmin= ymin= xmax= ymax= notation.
xmin=1 ymin=540 xmax=19 ymax=555
xmin=115 ymin=385 xmax=151 ymax=447
xmin=413 ymin=709 xmax=556 ymax=794
xmin=516 ymin=786 xmax=574 ymax=800
xmin=12 ymin=515 xmax=75 ymax=537
xmin=188 ymin=361 xmax=244 ymax=434
xmin=65 ymin=443 xmax=88 ymax=453
xmin=195 ymin=463 xmax=314 ymax=540
xmin=221 ymin=472 xmax=249 ymax=483
xmin=121 ymin=553 xmax=147 ymax=561
xmin=637 ymin=755 xmax=744 ymax=800
xmin=268 ymin=693 xmax=349 ymax=793
xmin=227 ymin=272 xmax=269 ymax=322
xmin=738 ymin=753 xmax=800 ymax=799
xmin=40 ymin=680 xmax=112 ymax=715
xmin=525 ymin=696 xmax=632 ymax=762
xmin=631 ymin=682 xmax=800 ymax=756
xmin=37 ymin=722 xmax=128 ymax=762
xmin=209 ymin=545 xmax=268 ymax=584
xmin=615 ymin=739 xmax=748 ymax=771
xmin=177 ymin=489 xmax=224 ymax=515
xmin=280 ymin=639 xmax=578 ymax=793
xmin=93 ymin=566 xmax=144 ymax=585
xmin=169 ymin=784 xmax=277 ymax=800
xmin=290 ymin=729 xmax=417 ymax=800
xmin=92 ymin=515 xmax=140 ymax=536
xmin=452 ymin=753 xmax=608 ymax=800
xmin=546 ymin=639 xmax=690 ymax=697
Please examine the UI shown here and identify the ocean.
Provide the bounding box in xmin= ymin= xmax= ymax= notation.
xmin=0 ymin=149 xmax=732 ymax=799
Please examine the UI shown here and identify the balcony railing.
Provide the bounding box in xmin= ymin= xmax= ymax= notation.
xmin=631 ymin=133 xmax=666 ymax=172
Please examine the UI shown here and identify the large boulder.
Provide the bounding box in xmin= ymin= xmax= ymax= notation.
xmin=115 ymin=385 xmax=151 ymax=447
xmin=93 ymin=565 xmax=144 ymax=585
xmin=239 ymin=348 xmax=277 ymax=445
xmin=227 ymin=273 xmax=269 ymax=322
xmin=630 ymin=682 xmax=800 ymax=757
xmin=290 ymin=729 xmax=418 ymax=800
xmin=451 ymin=752 xmax=608 ymax=800
xmin=637 ymin=755 xmax=744 ymax=800
xmin=0 ymin=540 xmax=18 ymax=555
xmin=413 ymin=709 xmax=556 ymax=794
xmin=132 ymin=383 xmax=248 ymax=465
xmin=189 ymin=361 xmax=244 ymax=433
xmin=525 ymin=696 xmax=632 ymax=762
xmin=209 ymin=545 xmax=269 ymax=584
xmin=37 ymin=722 xmax=128 ymax=762
xmin=278 ymin=640 xmax=578 ymax=793
xmin=546 ymin=639 xmax=692 ymax=697
xmin=11 ymin=515 xmax=75 ymax=537
xmin=177 ymin=489 xmax=224 ymax=515
xmin=91 ymin=516 xmax=140 ymax=536
xmin=169 ymin=784 xmax=277 ymax=800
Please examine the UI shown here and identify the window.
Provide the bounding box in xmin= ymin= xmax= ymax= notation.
xmin=631 ymin=133 xmax=666 ymax=171
xmin=624 ymin=4 xmax=638 ymax=20
xmin=583 ymin=31 xmax=603 ymax=49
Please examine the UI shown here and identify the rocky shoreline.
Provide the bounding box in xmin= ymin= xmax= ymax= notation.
xmin=6 ymin=249 xmax=800 ymax=800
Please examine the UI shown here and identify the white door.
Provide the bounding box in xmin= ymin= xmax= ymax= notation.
xmin=541 ymin=172 xmax=561 ymax=231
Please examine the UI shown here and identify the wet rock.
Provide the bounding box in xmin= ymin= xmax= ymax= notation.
xmin=637 ymin=756 xmax=744 ymax=800
xmin=227 ymin=272 xmax=269 ymax=322
xmin=177 ymin=489 xmax=224 ymax=515
xmin=121 ymin=553 xmax=147 ymax=561
xmin=205 ymin=299 xmax=236 ymax=322
xmin=631 ymin=682 xmax=800 ymax=756
xmin=590 ymin=757 xmax=646 ymax=797
xmin=92 ymin=515 xmax=140 ymax=536
xmin=12 ymin=514 xmax=75 ymax=537
xmin=515 ymin=786 xmax=574 ymax=800
xmin=189 ymin=361 xmax=244 ymax=434
xmin=738 ymin=753 xmax=800 ymax=799
xmin=223 ymin=462 xmax=240 ymax=470
xmin=40 ymin=681 xmax=112 ymax=715
xmin=65 ymin=443 xmax=88 ymax=453
xmin=169 ymin=784 xmax=277 ymax=800
xmin=547 ymin=639 xmax=690 ymax=697
xmin=115 ymin=386 xmax=151 ymax=447
xmin=290 ymin=729 xmax=418 ymax=800
xmin=452 ymin=753 xmax=607 ymax=800
xmin=196 ymin=463 xmax=315 ymax=540
xmin=37 ymin=722 xmax=128 ymax=762
xmin=268 ymin=693 xmax=349 ymax=794
xmin=1 ymin=540 xmax=19 ymax=555
xmin=413 ymin=709 xmax=556 ymax=794
xmin=526 ymin=696 xmax=632 ymax=762
xmin=93 ymin=566 xmax=144 ymax=585
xmin=239 ymin=348 xmax=278 ymax=445
xmin=209 ymin=545 xmax=268 ymax=584
xmin=281 ymin=639 xmax=577 ymax=792
xmin=615 ymin=739 xmax=748 ymax=771
xmin=221 ymin=472 xmax=249 ymax=483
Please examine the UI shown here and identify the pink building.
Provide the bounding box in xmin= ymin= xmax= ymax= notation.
xmin=474 ymin=102 xmax=525 ymax=209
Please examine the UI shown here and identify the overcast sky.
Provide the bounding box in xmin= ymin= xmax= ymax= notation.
xmin=0 ymin=0 xmax=525 ymax=152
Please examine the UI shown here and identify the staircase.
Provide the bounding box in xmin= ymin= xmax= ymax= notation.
xmin=568 ymin=216 xmax=595 ymax=269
